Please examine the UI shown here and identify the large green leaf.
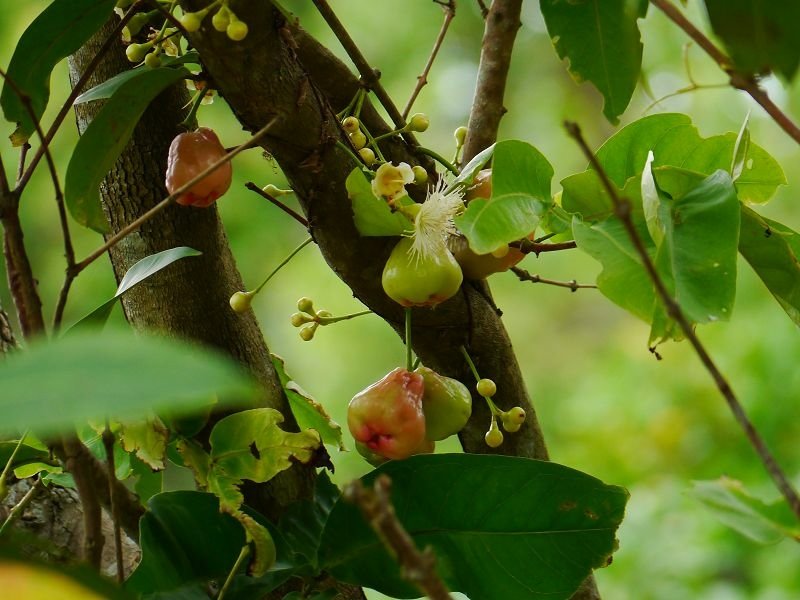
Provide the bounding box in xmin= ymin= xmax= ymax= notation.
xmin=0 ymin=441 xmax=49 ymax=470
xmin=704 ymin=0 xmax=800 ymax=81
xmin=454 ymin=140 xmax=553 ymax=254
xmin=347 ymin=168 xmax=413 ymax=237
xmin=739 ymin=206 xmax=800 ymax=326
xmin=68 ymin=246 xmax=202 ymax=332
xmin=691 ymin=478 xmax=800 ymax=544
xmin=539 ymin=0 xmax=647 ymax=123
xmin=319 ymin=454 xmax=628 ymax=600
xmin=0 ymin=330 xmax=258 ymax=436
xmin=271 ymin=355 xmax=344 ymax=450
xmin=64 ymin=67 xmax=188 ymax=232
xmin=0 ymin=0 xmax=117 ymax=144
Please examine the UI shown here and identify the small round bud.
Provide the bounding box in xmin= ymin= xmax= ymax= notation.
xmin=290 ymin=312 xmax=313 ymax=327
xmin=408 ymin=113 xmax=430 ymax=133
xmin=485 ymin=420 xmax=503 ymax=448
xmin=358 ymin=147 xmax=376 ymax=166
xmin=501 ymin=406 xmax=525 ymax=433
xmin=454 ymin=126 xmax=468 ymax=146
xmin=316 ymin=310 xmax=333 ymax=319
xmin=412 ymin=165 xmax=428 ymax=185
xmin=491 ymin=244 xmax=510 ymax=259
xmin=299 ymin=323 xmax=318 ymax=341
xmin=342 ymin=116 xmax=360 ymax=134
xmin=229 ymin=291 xmax=254 ymax=313
xmin=349 ymin=130 xmax=367 ymax=150
xmin=297 ymin=297 xmax=314 ymax=313
xmin=144 ymin=51 xmax=161 ymax=68
xmin=125 ymin=43 xmax=148 ymax=63
xmin=476 ymin=378 xmax=497 ymax=398
xmin=212 ymin=6 xmax=230 ymax=31
xmin=180 ymin=12 xmax=203 ymax=33
xmin=227 ymin=19 xmax=249 ymax=41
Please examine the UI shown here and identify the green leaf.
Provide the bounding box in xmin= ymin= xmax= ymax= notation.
xmin=74 ymin=54 xmax=198 ymax=104
xmin=13 ymin=462 xmax=62 ymax=480
xmin=68 ymin=247 xmax=202 ymax=332
xmin=120 ymin=419 xmax=169 ymax=471
xmin=0 ymin=0 xmax=117 ymax=144
xmin=454 ymin=140 xmax=553 ymax=254
xmin=126 ymin=491 xmax=246 ymax=594
xmin=64 ymin=67 xmax=188 ymax=232
xmin=739 ymin=206 xmax=800 ymax=326
xmin=539 ymin=0 xmax=646 ymax=123
xmin=731 ymin=112 xmax=751 ymax=182
xmin=641 ymin=151 xmax=664 ymax=246
xmin=704 ymin=0 xmax=800 ymax=80
xmin=0 ymin=441 xmax=49 ymax=470
xmin=271 ymin=355 xmax=344 ymax=450
xmin=445 ymin=143 xmax=495 ymax=193
xmin=319 ymin=454 xmax=628 ymax=600
xmin=691 ymin=477 xmax=800 ymax=544
xmin=347 ymin=168 xmax=413 ymax=237
xmin=208 ymin=409 xmax=321 ymax=512
xmin=0 ymin=330 xmax=258 ymax=436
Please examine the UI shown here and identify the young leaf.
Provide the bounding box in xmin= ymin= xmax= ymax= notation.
xmin=0 ymin=0 xmax=117 ymax=144
xmin=641 ymin=151 xmax=664 ymax=246
xmin=68 ymin=246 xmax=202 ymax=333
xmin=319 ymin=454 xmax=628 ymax=600
xmin=691 ymin=477 xmax=800 ymax=544
xmin=271 ymin=355 xmax=344 ymax=450
xmin=0 ymin=330 xmax=258 ymax=436
xmin=731 ymin=112 xmax=751 ymax=182
xmin=739 ymin=206 xmax=800 ymax=326
xmin=454 ymin=140 xmax=553 ymax=254
xmin=64 ymin=67 xmax=188 ymax=232
xmin=704 ymin=0 xmax=800 ymax=81
xmin=539 ymin=0 xmax=647 ymax=123
xmin=444 ymin=143 xmax=495 ymax=193
xmin=347 ymin=168 xmax=413 ymax=237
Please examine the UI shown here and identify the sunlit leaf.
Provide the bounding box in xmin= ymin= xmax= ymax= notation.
xmin=347 ymin=168 xmax=413 ymax=237
xmin=445 ymin=143 xmax=495 ymax=193
xmin=120 ymin=419 xmax=169 ymax=471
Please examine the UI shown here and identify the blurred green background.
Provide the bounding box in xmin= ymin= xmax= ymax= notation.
xmin=2 ymin=1 xmax=800 ymax=598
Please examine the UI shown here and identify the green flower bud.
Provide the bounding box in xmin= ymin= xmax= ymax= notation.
xmin=229 ymin=291 xmax=254 ymax=313
xmin=299 ymin=323 xmax=318 ymax=341
xmin=358 ymin=147 xmax=376 ymax=166
xmin=297 ymin=297 xmax=314 ymax=313
xmin=212 ymin=6 xmax=230 ymax=32
xmin=227 ymin=18 xmax=248 ymax=41
xmin=342 ymin=116 xmax=360 ymax=134
xmin=412 ymin=165 xmax=428 ymax=185
xmin=180 ymin=11 xmax=206 ymax=33
xmin=144 ymin=51 xmax=161 ymax=68
xmin=290 ymin=312 xmax=313 ymax=327
xmin=485 ymin=419 xmax=503 ymax=448
xmin=454 ymin=126 xmax=468 ymax=146
xmin=408 ymin=113 xmax=430 ymax=133
xmin=476 ymin=378 xmax=496 ymax=398
xmin=349 ymin=130 xmax=367 ymax=150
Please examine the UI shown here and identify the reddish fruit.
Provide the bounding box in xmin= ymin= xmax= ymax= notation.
xmin=415 ymin=367 xmax=472 ymax=441
xmin=348 ymin=368 xmax=426 ymax=460
xmin=382 ymin=237 xmax=463 ymax=307
xmin=165 ymin=127 xmax=232 ymax=208
xmin=451 ymin=169 xmax=532 ymax=280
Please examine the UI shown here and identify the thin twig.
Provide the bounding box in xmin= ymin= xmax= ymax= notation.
xmin=244 ymin=182 xmax=308 ymax=227
xmin=310 ymin=0 xmax=419 ymax=146
xmin=402 ymin=1 xmax=456 ymax=120
xmin=15 ymin=144 xmax=29 ymax=186
xmin=15 ymin=1 xmax=146 ymax=194
xmin=73 ymin=117 xmax=280 ymax=274
xmin=102 ymin=425 xmax=124 ymax=583
xmin=650 ymin=0 xmax=800 ymax=146
xmin=475 ymin=0 xmax=489 ymax=19
xmin=511 ymin=239 xmax=578 ymax=255
xmin=510 ymin=267 xmax=596 ymax=291
xmin=462 ymin=0 xmax=523 ymax=163
xmin=344 ymin=476 xmax=451 ymax=600
xmin=564 ymin=120 xmax=800 ymax=521
xmin=0 ymin=479 xmax=43 ymax=537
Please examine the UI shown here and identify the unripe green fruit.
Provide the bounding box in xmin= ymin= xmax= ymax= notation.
xmin=415 ymin=367 xmax=472 ymax=441
xmin=476 ymin=378 xmax=496 ymax=398
xmin=454 ymin=126 xmax=468 ymax=145
xmin=349 ymin=130 xmax=367 ymax=150
xmin=412 ymin=165 xmax=428 ymax=185
xmin=212 ymin=7 xmax=230 ymax=31
xmin=382 ymin=237 xmax=463 ymax=307
xmin=408 ymin=113 xmax=430 ymax=133
xmin=227 ymin=19 xmax=248 ymax=41
xmin=348 ymin=368 xmax=426 ymax=460
xmin=358 ymin=147 xmax=376 ymax=166
xmin=297 ymin=297 xmax=314 ymax=313
xmin=299 ymin=323 xmax=318 ymax=341
xmin=485 ymin=420 xmax=503 ymax=448
xmin=342 ymin=116 xmax=360 ymax=134
xmin=229 ymin=291 xmax=253 ymax=313
xmin=144 ymin=51 xmax=161 ymax=68
xmin=290 ymin=312 xmax=313 ymax=327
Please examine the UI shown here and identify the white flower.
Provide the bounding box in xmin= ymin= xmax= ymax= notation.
xmin=409 ymin=177 xmax=465 ymax=262
xmin=372 ymin=162 xmax=414 ymax=201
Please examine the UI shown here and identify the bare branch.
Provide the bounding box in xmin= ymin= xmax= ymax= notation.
xmin=511 ymin=267 xmax=596 ymax=291
xmin=402 ymin=1 xmax=457 ymax=120
xmin=650 ymin=0 xmax=800 ymax=146
xmin=462 ymin=0 xmax=523 ymax=163
xmin=244 ymin=182 xmax=309 ymax=227
xmin=344 ymin=476 xmax=451 ymax=600
xmin=565 ymin=120 xmax=800 ymax=521
xmin=511 ymin=238 xmax=578 ymax=255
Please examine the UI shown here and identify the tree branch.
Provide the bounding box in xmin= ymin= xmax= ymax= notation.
xmin=565 ymin=120 xmax=800 ymax=521
xmin=510 ymin=267 xmax=596 ymax=291
xmin=244 ymin=182 xmax=308 ymax=227
xmin=650 ymin=0 xmax=800 ymax=146
xmin=462 ymin=0 xmax=523 ymax=163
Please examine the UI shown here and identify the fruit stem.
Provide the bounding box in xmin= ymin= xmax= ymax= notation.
xmin=405 ymin=307 xmax=413 ymax=372
xmin=416 ymin=147 xmax=459 ymax=175
xmin=336 ymin=88 xmax=363 ymax=120
xmin=335 ymin=140 xmax=364 ymax=168
xmin=318 ymin=309 xmax=373 ymax=325
xmin=253 ymin=237 xmax=313 ymax=294
xmin=180 ymin=85 xmax=208 ymax=130
xmin=363 ymin=126 xmax=387 ymax=162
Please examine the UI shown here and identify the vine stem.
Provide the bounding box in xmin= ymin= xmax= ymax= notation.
xmin=405 ymin=307 xmax=413 ymax=372
xmin=650 ymin=0 xmax=800 ymax=146
xmin=564 ymin=120 xmax=800 ymax=522
xmin=73 ymin=117 xmax=280 ymax=274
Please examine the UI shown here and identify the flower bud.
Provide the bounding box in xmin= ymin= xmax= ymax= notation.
xmin=412 ymin=165 xmax=428 ymax=185
xmin=290 ymin=312 xmax=314 ymax=327
xmin=358 ymin=147 xmax=376 ymax=166
xmin=227 ymin=19 xmax=249 ymax=41
xmin=212 ymin=6 xmax=230 ymax=31
xmin=454 ymin=126 xmax=468 ymax=146
xmin=297 ymin=297 xmax=314 ymax=313
xmin=349 ymin=130 xmax=367 ymax=151
xmin=408 ymin=113 xmax=430 ymax=133
xmin=476 ymin=378 xmax=497 ymax=398
xmin=299 ymin=323 xmax=318 ymax=341
xmin=342 ymin=116 xmax=360 ymax=134
xmin=485 ymin=419 xmax=503 ymax=448
xmin=229 ymin=291 xmax=254 ymax=313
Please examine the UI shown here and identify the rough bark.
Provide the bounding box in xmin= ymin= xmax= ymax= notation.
xmin=67 ymin=17 xmax=315 ymax=519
